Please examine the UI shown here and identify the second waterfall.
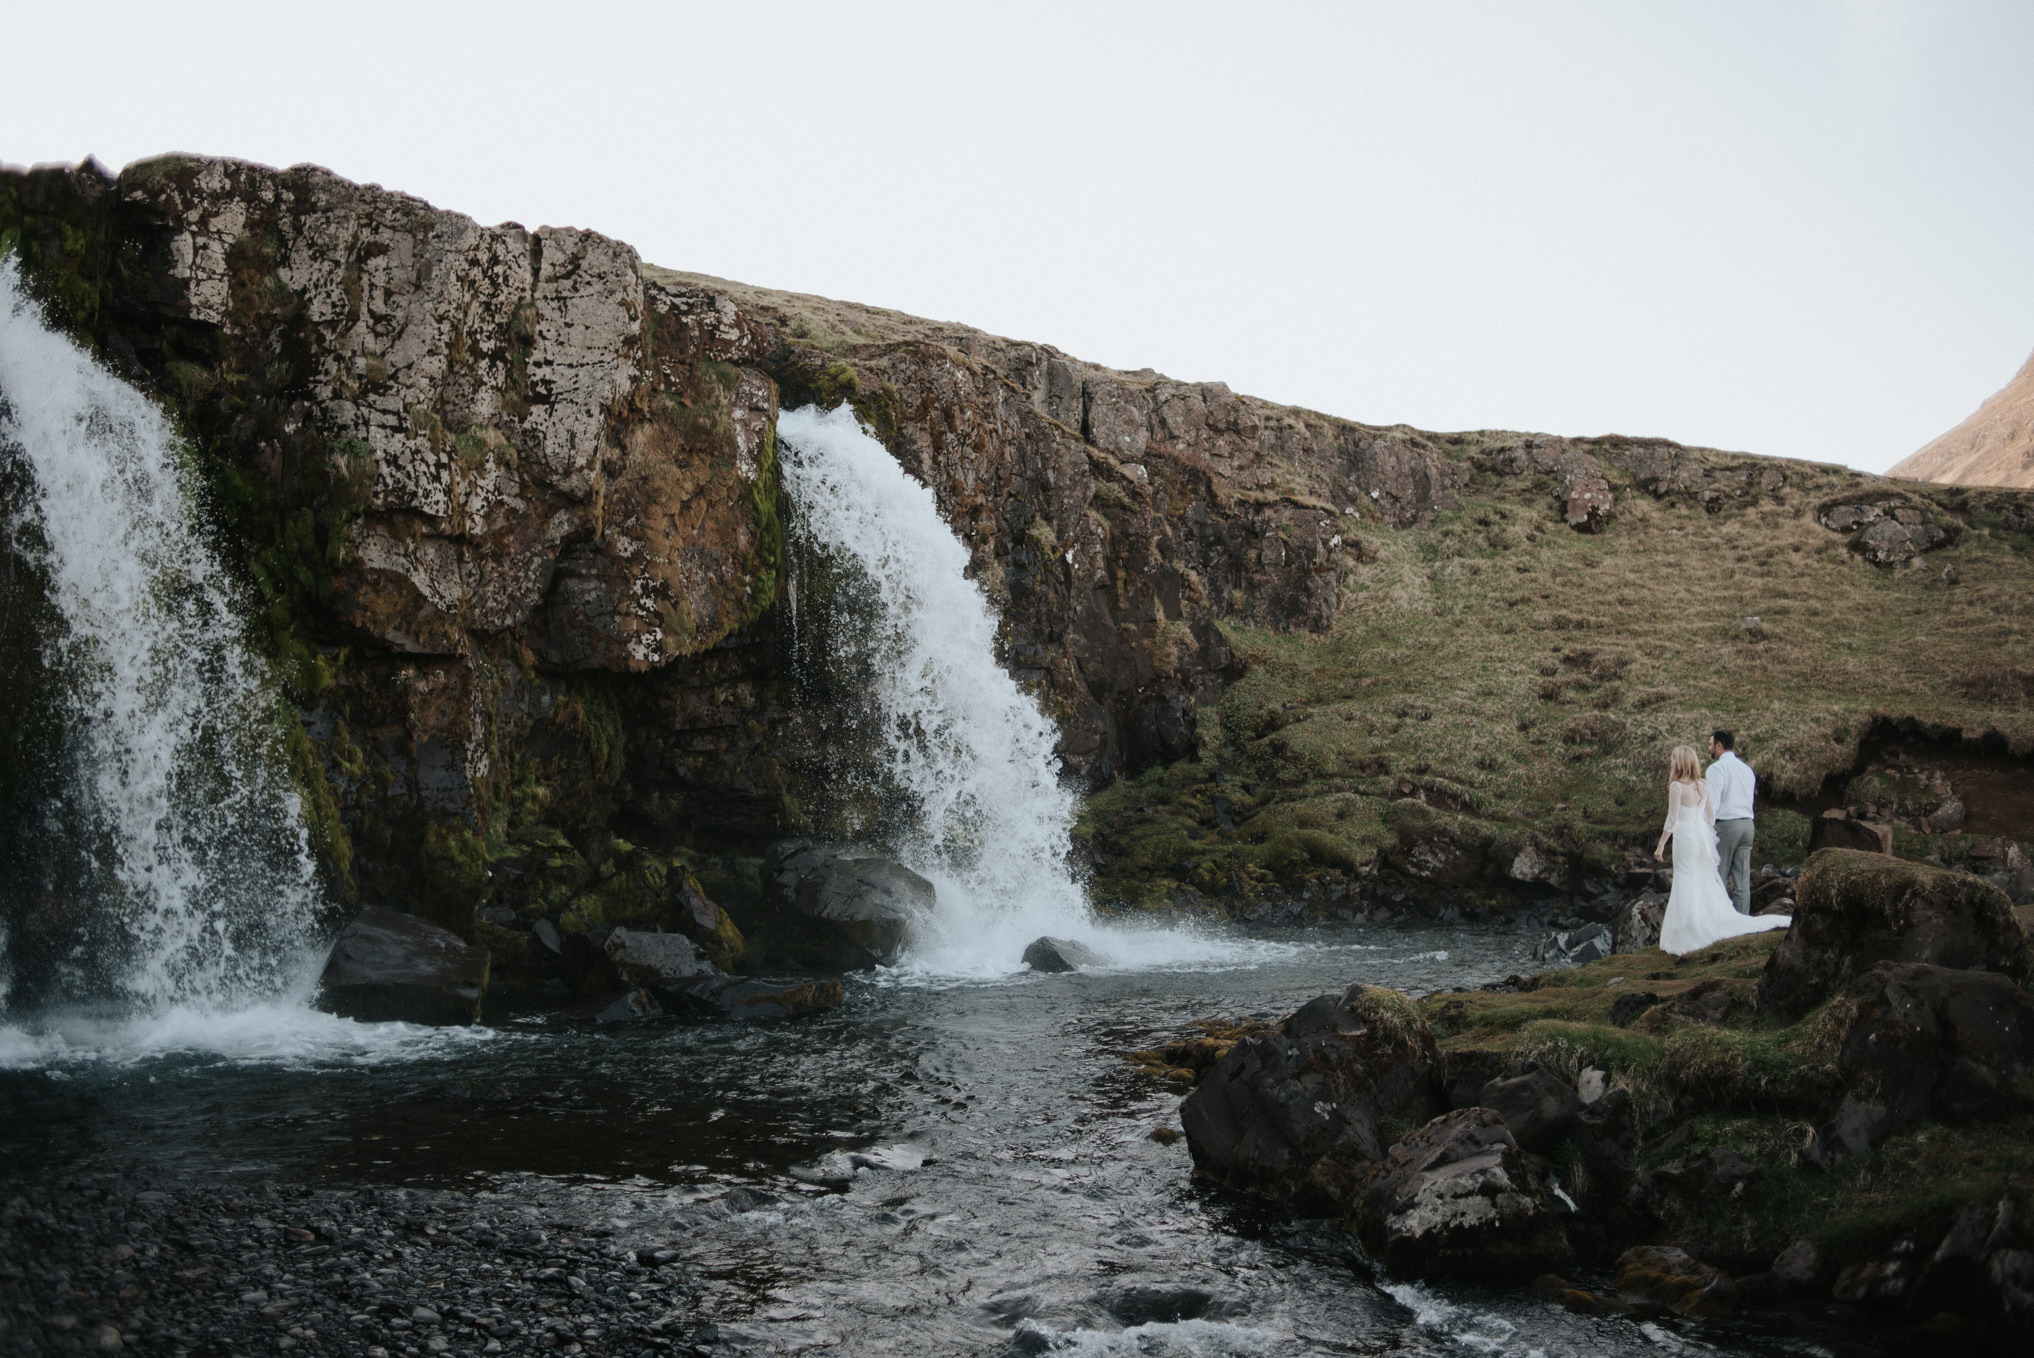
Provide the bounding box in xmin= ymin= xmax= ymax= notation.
xmin=777 ymin=404 xmax=1092 ymax=974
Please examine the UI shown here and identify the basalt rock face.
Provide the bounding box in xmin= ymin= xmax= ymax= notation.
xmin=1 ymin=155 xmax=793 ymax=973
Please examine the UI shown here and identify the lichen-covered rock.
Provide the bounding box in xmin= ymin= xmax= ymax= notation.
xmin=1756 ymin=849 xmax=2031 ymax=1019
xmin=314 ymin=906 xmax=489 ymax=1025
xmin=1356 ymin=1108 xmax=1573 ymax=1278
xmin=1613 ymin=1245 xmax=1735 ymax=1317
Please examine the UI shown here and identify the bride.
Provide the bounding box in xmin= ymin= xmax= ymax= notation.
xmin=1653 ymin=745 xmax=1790 ymax=955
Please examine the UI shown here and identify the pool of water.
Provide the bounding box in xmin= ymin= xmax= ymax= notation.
xmin=0 ymin=921 xmax=1879 ymax=1356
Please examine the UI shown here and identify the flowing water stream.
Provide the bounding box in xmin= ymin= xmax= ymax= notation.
xmin=0 ymin=286 xmax=1866 ymax=1355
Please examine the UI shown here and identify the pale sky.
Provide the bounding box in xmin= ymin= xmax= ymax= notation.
xmin=7 ymin=1 xmax=2032 ymax=472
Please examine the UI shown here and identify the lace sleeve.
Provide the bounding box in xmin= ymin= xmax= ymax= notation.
xmin=1701 ymin=778 xmax=1716 ymax=828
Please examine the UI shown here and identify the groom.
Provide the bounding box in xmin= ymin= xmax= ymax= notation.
xmin=1709 ymin=730 xmax=1755 ymax=914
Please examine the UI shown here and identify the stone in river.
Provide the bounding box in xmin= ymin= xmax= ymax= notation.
xmin=604 ymin=928 xmax=721 ymax=986
xmin=760 ymin=843 xmax=933 ymax=968
xmin=1613 ymin=1244 xmax=1736 ymax=1316
xmin=1357 ymin=1107 xmax=1573 ymax=1277
xmin=315 ymin=906 xmax=489 ymax=1025
xmin=1022 ymin=936 xmax=1105 ymax=972
xmin=658 ymin=973 xmax=844 ymax=1021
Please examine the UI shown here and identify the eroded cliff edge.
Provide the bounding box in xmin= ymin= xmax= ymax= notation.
xmin=4 ymin=155 xmax=2031 ymax=988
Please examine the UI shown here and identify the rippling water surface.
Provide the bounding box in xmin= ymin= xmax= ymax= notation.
xmin=2 ymin=922 xmax=1878 ymax=1357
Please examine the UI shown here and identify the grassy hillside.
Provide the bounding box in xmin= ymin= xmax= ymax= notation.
xmin=1081 ymin=446 xmax=2034 ymax=909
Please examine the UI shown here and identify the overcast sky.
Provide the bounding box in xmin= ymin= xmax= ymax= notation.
xmin=7 ymin=2 xmax=2031 ymax=472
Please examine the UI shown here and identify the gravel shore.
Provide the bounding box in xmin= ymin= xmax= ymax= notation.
xmin=1 ymin=1174 xmax=711 ymax=1357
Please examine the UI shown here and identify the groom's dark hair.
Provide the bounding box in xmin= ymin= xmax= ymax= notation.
xmin=1712 ymin=729 xmax=1735 ymax=751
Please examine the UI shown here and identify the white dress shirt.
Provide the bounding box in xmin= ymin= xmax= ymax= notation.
xmin=1708 ymin=751 xmax=1755 ymax=820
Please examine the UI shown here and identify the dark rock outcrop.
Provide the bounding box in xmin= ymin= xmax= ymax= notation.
xmin=1022 ymin=936 xmax=1105 ymax=973
xmin=1179 ymin=983 xmax=1441 ymax=1202
xmin=315 ymin=906 xmax=489 ymax=1025
xmin=1475 ymin=1066 xmax=1581 ymax=1155
xmin=1819 ymin=962 xmax=2034 ymax=1155
xmin=1756 ymin=849 xmax=2030 ymax=1020
xmin=1356 ymin=1108 xmax=1573 ymax=1277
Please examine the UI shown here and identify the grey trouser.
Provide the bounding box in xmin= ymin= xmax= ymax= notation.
xmin=1717 ymin=818 xmax=1754 ymax=915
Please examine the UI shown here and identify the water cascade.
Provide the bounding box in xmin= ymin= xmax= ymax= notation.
xmin=0 ymin=260 xmax=324 ymax=1021
xmin=777 ymin=404 xmax=1092 ymax=974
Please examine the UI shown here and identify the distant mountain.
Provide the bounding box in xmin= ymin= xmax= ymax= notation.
xmin=1891 ymin=348 xmax=2034 ymax=488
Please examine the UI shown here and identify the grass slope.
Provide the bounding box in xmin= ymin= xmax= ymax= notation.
xmin=1082 ymin=449 xmax=2034 ymax=908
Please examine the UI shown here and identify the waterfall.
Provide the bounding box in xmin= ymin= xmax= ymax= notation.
xmin=777 ymin=404 xmax=1093 ymax=973
xmin=0 ymin=259 xmax=325 ymax=1019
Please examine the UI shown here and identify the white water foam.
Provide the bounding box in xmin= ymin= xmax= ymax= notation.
xmin=0 ymin=995 xmax=500 ymax=1071
xmin=0 ymin=259 xmax=325 ymax=1025
xmin=777 ymin=405 xmax=1266 ymax=979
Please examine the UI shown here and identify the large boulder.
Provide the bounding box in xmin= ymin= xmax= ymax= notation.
xmin=1755 ymin=850 xmax=2030 ymax=1020
xmin=1820 ymin=962 xmax=2034 ymax=1155
xmin=756 ymin=844 xmax=933 ymax=969
xmin=1356 ymin=1108 xmax=1573 ymax=1277
xmin=1180 ymin=983 xmax=1442 ymax=1204
xmin=316 ymin=907 xmax=490 ymax=1025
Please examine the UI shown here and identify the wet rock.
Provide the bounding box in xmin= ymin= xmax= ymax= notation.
xmin=1613 ymin=1245 xmax=1735 ymax=1316
xmin=762 ymin=843 xmax=932 ymax=968
xmin=1475 ymin=1066 xmax=1581 ymax=1155
xmin=1756 ymin=849 xmax=2031 ymax=1020
xmin=1532 ymin=922 xmax=1611 ymax=965
xmin=1820 ymin=962 xmax=2034 ymax=1154
xmin=1357 ymin=1108 xmax=1573 ymax=1278
xmin=315 ymin=906 xmax=489 ymax=1025
xmin=594 ymin=987 xmax=664 ymax=1023
xmin=1095 ymin=1285 xmax=1233 ymax=1325
xmin=657 ymin=973 xmax=844 ymax=1021
xmin=1022 ymin=936 xmax=1105 ymax=973
xmin=1180 ymin=982 xmax=1442 ymax=1203
xmin=603 ymin=928 xmax=721 ymax=986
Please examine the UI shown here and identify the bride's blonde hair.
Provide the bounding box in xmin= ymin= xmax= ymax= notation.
xmin=1670 ymin=745 xmax=1702 ymax=783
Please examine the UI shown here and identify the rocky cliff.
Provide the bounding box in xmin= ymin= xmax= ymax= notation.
xmin=4 ymin=154 xmax=2032 ymax=974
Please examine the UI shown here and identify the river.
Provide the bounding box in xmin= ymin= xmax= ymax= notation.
xmin=0 ymin=921 xmax=1876 ymax=1358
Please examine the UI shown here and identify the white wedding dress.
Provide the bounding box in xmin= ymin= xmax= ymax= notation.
xmin=1658 ymin=777 xmax=1790 ymax=956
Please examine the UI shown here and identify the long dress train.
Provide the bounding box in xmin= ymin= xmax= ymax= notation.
xmin=1658 ymin=778 xmax=1789 ymax=956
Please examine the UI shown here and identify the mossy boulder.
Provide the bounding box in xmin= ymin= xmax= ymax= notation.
xmin=1757 ymin=849 xmax=2032 ymax=1020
